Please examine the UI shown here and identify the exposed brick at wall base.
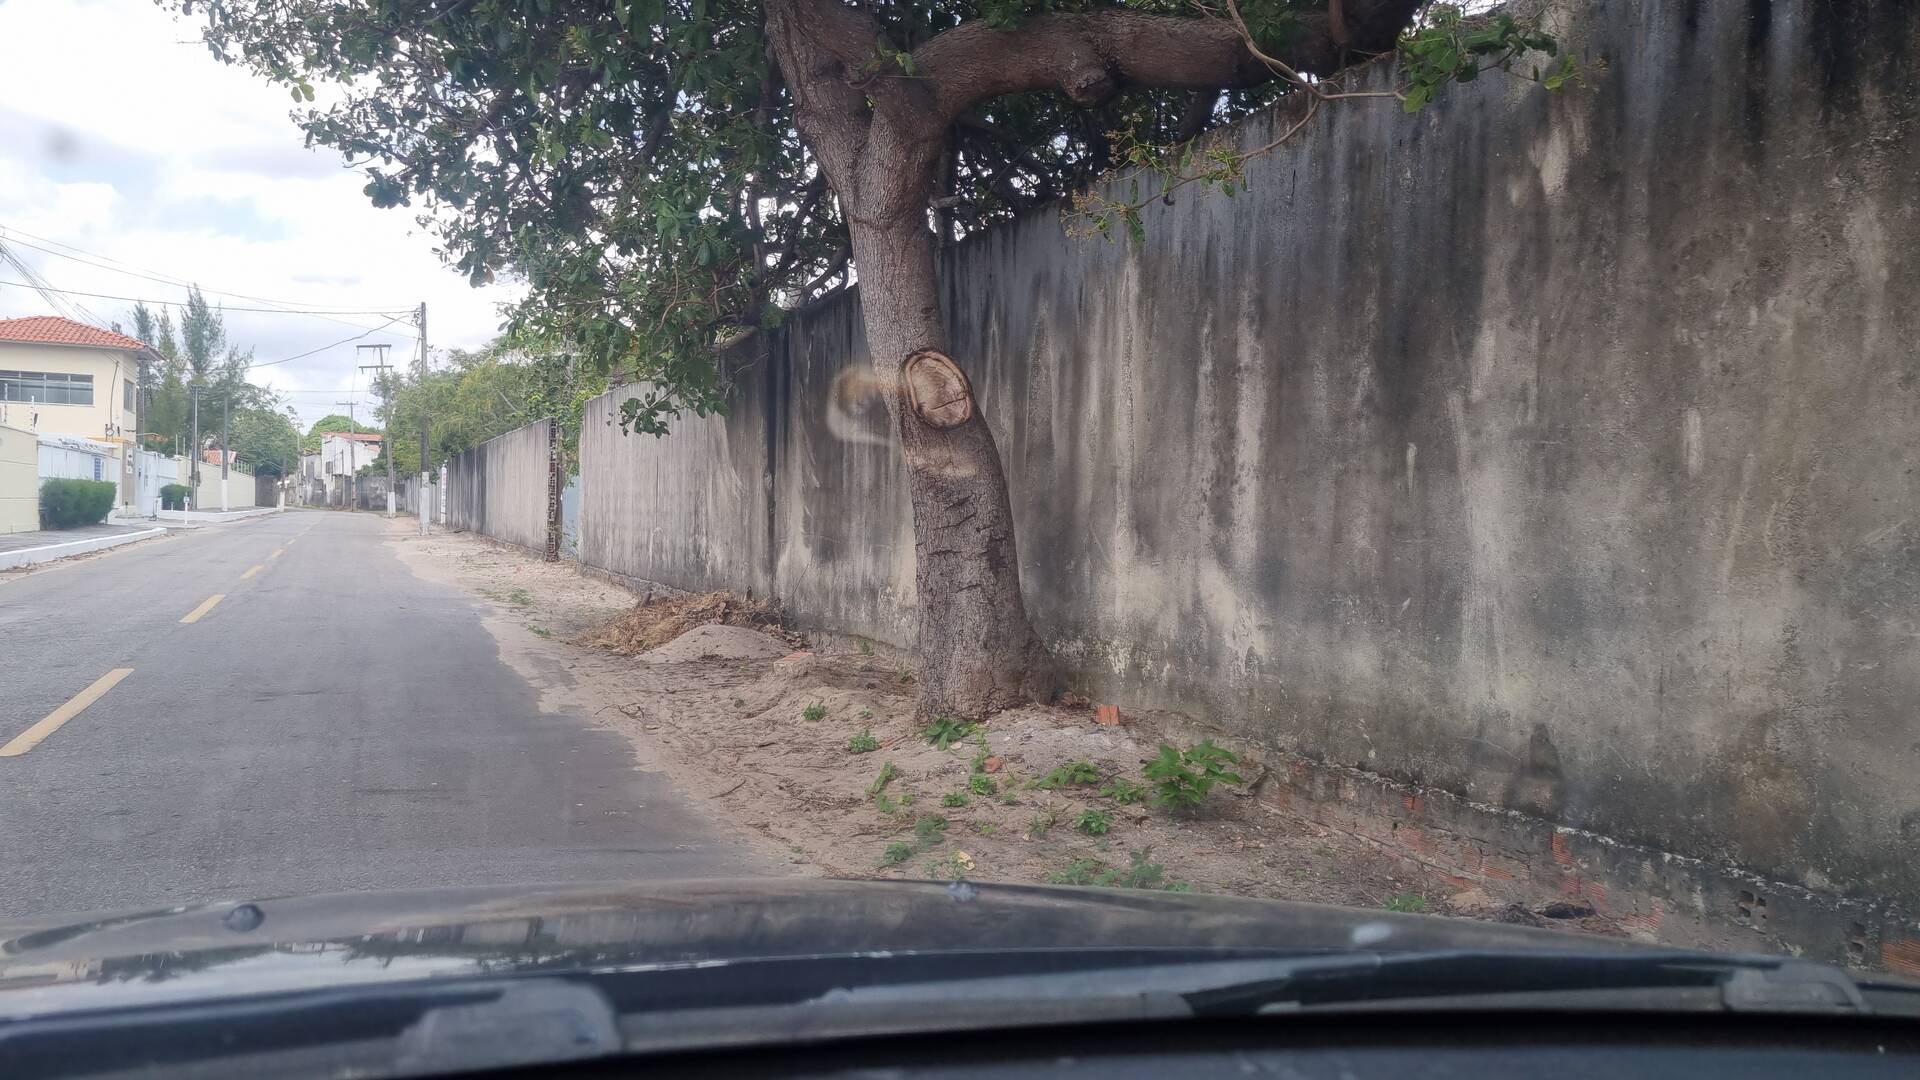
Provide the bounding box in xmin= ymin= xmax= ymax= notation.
xmin=1260 ymin=753 xmax=1918 ymax=976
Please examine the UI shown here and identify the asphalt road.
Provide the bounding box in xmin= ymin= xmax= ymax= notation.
xmin=0 ymin=510 xmax=769 ymax=922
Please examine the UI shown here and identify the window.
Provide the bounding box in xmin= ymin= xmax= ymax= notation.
xmin=0 ymin=369 xmax=94 ymax=405
xmin=124 ymin=379 xmax=136 ymax=411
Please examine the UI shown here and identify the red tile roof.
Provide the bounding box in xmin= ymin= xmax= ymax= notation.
xmin=0 ymin=315 xmax=152 ymax=352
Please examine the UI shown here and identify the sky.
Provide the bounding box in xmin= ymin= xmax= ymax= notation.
xmin=0 ymin=0 xmax=519 ymax=432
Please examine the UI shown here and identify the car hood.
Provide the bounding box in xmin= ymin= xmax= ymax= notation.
xmin=0 ymin=878 xmax=1639 ymax=1016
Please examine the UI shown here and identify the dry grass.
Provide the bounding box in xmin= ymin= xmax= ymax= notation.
xmin=573 ymin=590 xmax=801 ymax=655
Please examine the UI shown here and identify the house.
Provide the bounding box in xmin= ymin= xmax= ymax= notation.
xmin=317 ymin=431 xmax=382 ymax=477
xmin=0 ymin=316 xmax=158 ymax=510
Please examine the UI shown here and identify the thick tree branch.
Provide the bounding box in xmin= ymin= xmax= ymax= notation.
xmin=911 ymin=1 xmax=1423 ymax=128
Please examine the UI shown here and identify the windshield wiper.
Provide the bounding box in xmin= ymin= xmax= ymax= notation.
xmin=1177 ymin=949 xmax=1875 ymax=1016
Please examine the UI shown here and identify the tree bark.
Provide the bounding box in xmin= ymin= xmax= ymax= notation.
xmin=848 ymin=210 xmax=1055 ymax=719
xmin=762 ymin=0 xmax=1424 ymax=718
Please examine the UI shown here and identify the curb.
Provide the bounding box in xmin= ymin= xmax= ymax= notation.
xmin=0 ymin=527 xmax=167 ymax=571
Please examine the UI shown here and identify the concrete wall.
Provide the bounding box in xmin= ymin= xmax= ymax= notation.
xmin=579 ymin=341 xmax=776 ymax=597
xmin=183 ymin=456 xmax=257 ymax=511
xmin=578 ymin=0 xmax=1920 ymax=906
xmin=445 ymin=418 xmax=553 ymax=553
xmin=0 ymin=420 xmax=37 ymax=533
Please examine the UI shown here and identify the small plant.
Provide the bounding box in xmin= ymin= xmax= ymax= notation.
xmin=895 ymin=668 xmax=914 ymax=684
xmin=1100 ymin=779 xmax=1150 ymax=805
xmin=1032 ymin=760 xmax=1100 ymax=790
xmin=941 ymin=792 xmax=969 ymax=808
xmin=898 ymin=792 xmax=916 ymax=807
xmin=923 ymin=850 xmax=972 ymax=881
xmin=505 ymin=587 xmax=532 ymax=605
xmin=528 ymin=625 xmax=552 ymax=638
xmin=878 ymin=841 xmax=915 ymax=867
xmin=1074 ymin=809 xmax=1112 ymax=835
xmin=859 ymin=639 xmax=873 ymax=656
xmin=923 ymin=715 xmax=974 ymax=751
xmin=1098 ymin=848 xmax=1167 ymax=890
xmin=1385 ymin=892 xmax=1430 ymax=914
xmin=968 ymin=774 xmax=997 ymax=796
xmin=1048 ymin=858 xmax=1105 ymax=886
xmin=968 ymin=732 xmax=992 ymax=774
xmin=1144 ymin=740 xmax=1245 ymax=811
xmin=973 ymin=821 xmax=998 ymax=836
xmin=874 ymin=792 xmax=900 ymax=815
xmin=857 ymin=707 xmax=875 ymax=721
xmin=801 ymin=701 xmax=827 ymax=722
xmin=912 ymin=813 xmax=949 ymax=846
xmin=732 ymin=697 xmax=747 ymax=708
xmin=1026 ymin=806 xmax=1058 ymax=839
xmin=866 ymin=761 xmax=899 ymax=798
xmin=847 ymin=728 xmax=880 ymax=754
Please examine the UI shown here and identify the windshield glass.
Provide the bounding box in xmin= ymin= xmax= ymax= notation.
xmin=1 ymin=0 xmax=1913 ymax=1003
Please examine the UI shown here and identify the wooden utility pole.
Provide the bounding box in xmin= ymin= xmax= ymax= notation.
xmin=417 ymin=302 xmax=430 ymax=534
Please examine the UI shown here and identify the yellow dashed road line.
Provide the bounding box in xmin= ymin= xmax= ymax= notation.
xmin=179 ymin=594 xmax=225 ymax=624
xmin=1 ymin=668 xmax=134 ymax=757
xmin=241 ymin=564 xmax=263 ymax=579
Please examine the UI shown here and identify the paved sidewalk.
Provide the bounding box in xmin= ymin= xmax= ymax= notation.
xmin=0 ymin=523 xmax=165 ymax=570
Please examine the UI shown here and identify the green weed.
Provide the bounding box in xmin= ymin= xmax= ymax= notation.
xmin=1074 ymin=809 xmax=1112 ymax=835
xmin=1048 ymin=858 xmax=1105 ymax=886
xmin=913 ymin=814 xmax=949 ymax=846
xmin=1031 ymin=760 xmax=1100 ymax=790
xmin=896 ymin=668 xmax=915 ymax=684
xmin=848 ymin=729 xmax=880 ymax=754
xmin=1144 ymin=740 xmax=1244 ymax=811
xmin=867 ymin=762 xmax=899 ymax=798
xmin=973 ymin=821 xmax=997 ymax=836
xmin=923 ymin=851 xmax=970 ymax=881
xmin=968 ymin=774 xmax=997 ymax=797
xmin=859 ymin=639 xmax=873 ymax=656
xmin=857 ymin=707 xmax=875 ymax=721
xmin=1099 ymin=779 xmax=1149 ymax=805
xmin=923 ymin=716 xmax=975 ymax=751
xmin=1385 ymin=892 xmax=1430 ymax=914
xmin=801 ymin=702 xmax=827 ymax=722
xmin=505 ymin=587 xmax=532 ymax=606
xmin=941 ymin=792 xmax=969 ymax=808
xmin=528 ymin=625 xmax=551 ymax=638
xmin=878 ymin=841 xmax=915 ymax=867
xmin=731 ymin=697 xmax=747 ymax=708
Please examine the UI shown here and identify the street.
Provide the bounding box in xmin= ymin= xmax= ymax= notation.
xmin=0 ymin=510 xmax=769 ymax=922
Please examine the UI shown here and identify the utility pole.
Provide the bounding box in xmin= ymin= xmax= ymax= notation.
xmin=219 ymin=389 xmax=231 ymax=513
xmin=358 ymin=344 xmax=396 ymax=518
xmin=188 ymin=385 xmax=202 ymax=512
xmin=335 ymin=399 xmax=357 ymax=510
xmin=417 ymin=302 xmax=430 ymax=535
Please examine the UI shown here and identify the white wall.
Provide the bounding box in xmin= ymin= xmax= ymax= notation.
xmin=0 ymin=420 xmax=36 ymax=533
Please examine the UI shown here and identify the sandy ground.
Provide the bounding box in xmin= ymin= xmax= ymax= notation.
xmin=386 ymin=519 xmax=1621 ymax=932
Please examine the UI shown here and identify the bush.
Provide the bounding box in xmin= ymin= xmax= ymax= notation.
xmin=159 ymin=483 xmax=191 ymax=511
xmin=40 ymin=479 xmax=117 ymax=529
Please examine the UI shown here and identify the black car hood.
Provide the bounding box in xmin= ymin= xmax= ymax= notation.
xmin=0 ymin=878 xmax=1636 ymax=1017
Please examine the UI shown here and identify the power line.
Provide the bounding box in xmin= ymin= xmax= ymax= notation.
xmin=0 ymin=224 xmax=407 ymax=316
xmin=0 ymin=278 xmax=418 ymax=321
xmin=250 ymin=316 xmax=411 ymax=370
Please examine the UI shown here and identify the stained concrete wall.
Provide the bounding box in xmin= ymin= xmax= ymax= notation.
xmin=579 ymin=340 xmax=777 ymax=598
xmin=580 ymin=0 xmax=1920 ymax=905
xmin=445 ymin=419 xmax=552 ymax=553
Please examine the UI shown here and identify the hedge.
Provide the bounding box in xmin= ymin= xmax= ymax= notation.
xmin=40 ymin=478 xmax=118 ymax=529
xmin=160 ymin=483 xmax=192 ymax=511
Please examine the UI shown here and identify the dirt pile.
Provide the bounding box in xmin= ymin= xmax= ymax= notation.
xmin=574 ymin=590 xmax=800 ymax=655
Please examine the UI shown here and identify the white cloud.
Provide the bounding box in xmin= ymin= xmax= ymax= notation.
xmin=0 ymin=0 xmax=521 ymax=431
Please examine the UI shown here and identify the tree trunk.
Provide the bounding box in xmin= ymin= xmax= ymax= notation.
xmin=846 ymin=214 xmax=1054 ymax=719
